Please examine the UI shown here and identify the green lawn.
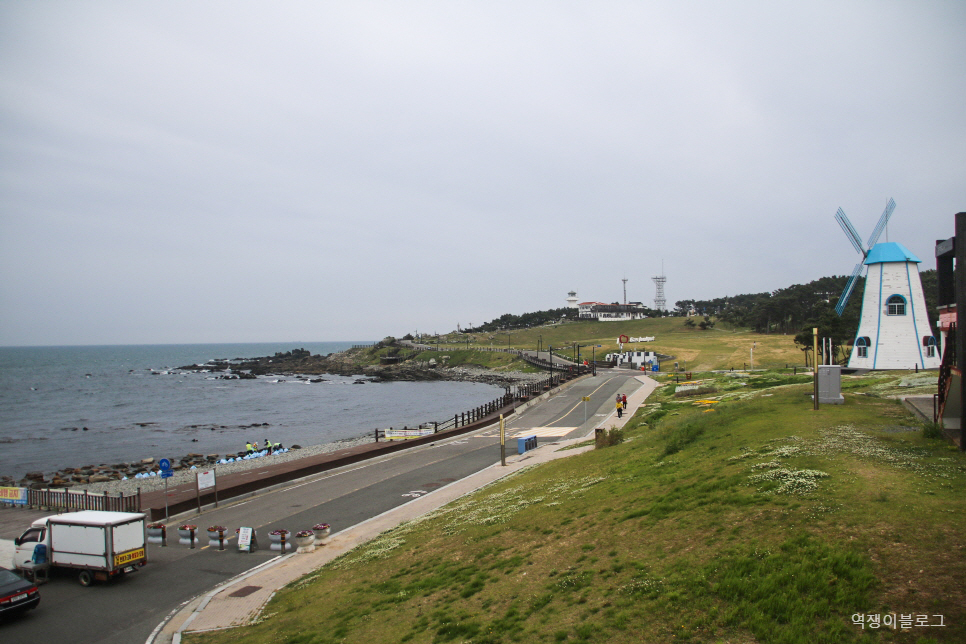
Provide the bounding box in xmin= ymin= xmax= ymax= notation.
xmin=188 ymin=372 xmax=964 ymax=644
xmin=434 ymin=318 xmax=807 ymax=372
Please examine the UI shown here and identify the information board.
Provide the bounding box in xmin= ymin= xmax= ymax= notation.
xmin=197 ymin=469 xmax=216 ymax=491
xmin=238 ymin=527 xmax=254 ymax=552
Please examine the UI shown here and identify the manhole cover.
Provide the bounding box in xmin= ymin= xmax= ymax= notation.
xmin=228 ymin=585 xmax=262 ymax=598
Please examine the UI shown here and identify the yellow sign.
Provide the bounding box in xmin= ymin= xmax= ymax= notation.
xmin=582 ymin=396 xmax=590 ymax=401
xmin=114 ymin=548 xmax=145 ymax=568
xmin=0 ymin=487 xmax=26 ymax=504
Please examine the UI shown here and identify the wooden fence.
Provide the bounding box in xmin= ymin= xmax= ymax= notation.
xmin=26 ymin=487 xmax=142 ymax=513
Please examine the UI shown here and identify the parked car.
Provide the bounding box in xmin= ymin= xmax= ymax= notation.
xmin=0 ymin=566 xmax=40 ymax=618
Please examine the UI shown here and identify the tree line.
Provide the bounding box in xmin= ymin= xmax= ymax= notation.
xmin=676 ymin=270 xmax=938 ymax=365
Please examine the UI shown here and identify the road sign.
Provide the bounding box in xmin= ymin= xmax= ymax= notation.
xmin=158 ymin=458 xmax=171 ymax=471
xmin=161 ymin=470 xmax=173 ymax=478
xmin=582 ymin=396 xmax=590 ymax=401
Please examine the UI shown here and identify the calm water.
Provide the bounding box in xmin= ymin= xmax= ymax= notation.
xmin=0 ymin=343 xmax=504 ymax=480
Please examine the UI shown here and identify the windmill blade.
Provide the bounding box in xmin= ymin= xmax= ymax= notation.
xmin=835 ymin=261 xmax=864 ymax=316
xmin=834 ymin=208 xmax=865 ymax=255
xmin=866 ymin=198 xmax=896 ymax=248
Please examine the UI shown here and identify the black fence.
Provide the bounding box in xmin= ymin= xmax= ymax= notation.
xmin=26 ymin=487 xmax=141 ymax=513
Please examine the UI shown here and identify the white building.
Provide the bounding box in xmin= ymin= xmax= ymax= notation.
xmin=579 ymin=302 xmax=648 ymax=321
xmin=566 ymin=291 xmax=579 ymax=309
xmin=848 ymin=242 xmax=940 ymax=370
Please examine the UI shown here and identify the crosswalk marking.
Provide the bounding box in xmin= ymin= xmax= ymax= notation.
xmin=508 ymin=426 xmax=576 ymax=438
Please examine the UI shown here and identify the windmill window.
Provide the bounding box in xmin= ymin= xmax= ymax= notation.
xmin=923 ymin=336 xmax=937 ymax=358
xmin=886 ymin=295 xmax=906 ymax=316
xmin=855 ymin=336 xmax=871 ymax=359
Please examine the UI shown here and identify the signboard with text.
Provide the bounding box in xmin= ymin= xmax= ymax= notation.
xmin=197 ymin=469 xmax=216 ymax=491
xmin=0 ymin=487 xmax=26 ymax=506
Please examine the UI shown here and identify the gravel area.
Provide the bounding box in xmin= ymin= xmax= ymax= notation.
xmin=80 ymin=435 xmax=375 ymax=497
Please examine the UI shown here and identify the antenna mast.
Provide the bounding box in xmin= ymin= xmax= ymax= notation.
xmin=622 ymin=277 xmax=628 ymax=305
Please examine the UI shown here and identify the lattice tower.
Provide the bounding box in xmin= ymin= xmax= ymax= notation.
xmin=652 ymin=274 xmax=667 ymax=311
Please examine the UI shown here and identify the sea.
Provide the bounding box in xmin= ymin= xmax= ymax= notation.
xmin=0 ymin=342 xmax=505 ymax=481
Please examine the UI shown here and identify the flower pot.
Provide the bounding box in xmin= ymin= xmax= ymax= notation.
xmin=295 ymin=533 xmax=315 ymax=553
xmin=146 ymin=526 xmax=165 ymax=545
xmin=269 ymin=532 xmax=291 ymax=552
xmin=208 ymin=530 xmax=227 ymax=547
xmin=177 ymin=528 xmax=198 ymax=546
xmin=312 ymin=527 xmax=331 ymax=543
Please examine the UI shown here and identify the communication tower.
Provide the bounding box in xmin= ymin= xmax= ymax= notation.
xmin=652 ymin=264 xmax=666 ymax=311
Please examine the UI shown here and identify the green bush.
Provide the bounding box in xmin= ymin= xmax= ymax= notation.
xmin=922 ymin=421 xmax=945 ymax=440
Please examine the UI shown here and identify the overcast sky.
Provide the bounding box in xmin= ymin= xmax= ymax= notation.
xmin=1 ymin=1 xmax=963 ymax=346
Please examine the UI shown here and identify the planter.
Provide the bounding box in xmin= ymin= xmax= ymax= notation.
xmin=312 ymin=524 xmax=331 ymax=544
xmin=295 ymin=532 xmax=316 ymax=553
xmin=269 ymin=531 xmax=291 ymax=552
xmin=177 ymin=527 xmax=198 ymax=546
xmin=207 ymin=529 xmax=227 ymax=547
xmin=146 ymin=525 xmax=165 ymax=545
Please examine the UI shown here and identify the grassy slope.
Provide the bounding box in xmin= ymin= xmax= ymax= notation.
xmin=190 ymin=372 xmax=965 ymax=644
xmin=439 ymin=318 xmax=804 ymax=372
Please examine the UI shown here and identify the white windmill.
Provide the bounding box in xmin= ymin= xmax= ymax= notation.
xmin=834 ymin=199 xmax=939 ymax=370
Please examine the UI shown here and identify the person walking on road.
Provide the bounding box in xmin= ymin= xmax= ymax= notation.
xmin=622 ymin=394 xmax=628 ymax=410
xmin=616 ymin=400 xmax=623 ymax=419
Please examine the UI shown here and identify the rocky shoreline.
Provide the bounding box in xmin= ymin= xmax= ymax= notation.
xmin=176 ymin=345 xmax=543 ymax=388
xmin=2 ymin=435 xmax=377 ymax=497
xmin=3 ymin=345 xmax=543 ymax=491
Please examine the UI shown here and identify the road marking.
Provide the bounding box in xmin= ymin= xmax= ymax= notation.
xmin=401 ymin=490 xmax=428 ymax=497
xmin=509 ymin=426 xmax=576 ymax=438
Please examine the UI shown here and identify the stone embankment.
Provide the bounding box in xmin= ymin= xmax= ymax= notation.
xmin=2 ymin=436 xmax=375 ymax=497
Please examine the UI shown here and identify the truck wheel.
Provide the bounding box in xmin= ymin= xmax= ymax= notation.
xmin=78 ymin=570 xmax=94 ymax=587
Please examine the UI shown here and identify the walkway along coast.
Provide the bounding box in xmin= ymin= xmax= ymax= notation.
xmin=155 ymin=373 xmax=658 ymax=643
xmin=9 ymin=367 xmax=591 ymax=522
xmin=142 ymin=368 xmax=588 ymax=520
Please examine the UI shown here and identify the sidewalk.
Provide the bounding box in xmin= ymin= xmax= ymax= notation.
xmin=155 ymin=375 xmax=659 ymax=643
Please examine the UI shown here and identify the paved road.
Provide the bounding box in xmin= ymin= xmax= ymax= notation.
xmin=0 ymin=370 xmax=641 ymax=644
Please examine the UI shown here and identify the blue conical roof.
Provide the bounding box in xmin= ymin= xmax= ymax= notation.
xmin=864 ymin=242 xmax=922 ymax=265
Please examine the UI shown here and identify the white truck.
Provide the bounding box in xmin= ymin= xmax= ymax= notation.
xmin=12 ymin=510 xmax=148 ymax=586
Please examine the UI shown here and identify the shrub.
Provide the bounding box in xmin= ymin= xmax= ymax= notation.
xmin=922 ymin=421 xmax=945 ymax=440
xmin=595 ymin=427 xmax=625 ymax=450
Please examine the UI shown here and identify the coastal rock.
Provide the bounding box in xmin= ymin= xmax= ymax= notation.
xmin=141 ymin=457 xmax=155 ymax=464
xmin=89 ymin=474 xmax=111 ymax=483
xmin=24 ymin=471 xmax=45 ymax=481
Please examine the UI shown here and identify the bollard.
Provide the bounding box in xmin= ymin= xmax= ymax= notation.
xmin=375 ymin=428 xmax=379 ymax=443
xmin=218 ymin=529 xmax=225 ymax=551
xmin=190 ymin=527 xmax=196 ymax=549
xmin=281 ymin=532 xmax=287 ymax=552
xmin=161 ymin=525 xmax=167 ymax=547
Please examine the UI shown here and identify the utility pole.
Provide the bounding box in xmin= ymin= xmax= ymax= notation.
xmin=622 ymin=277 xmax=628 ymax=305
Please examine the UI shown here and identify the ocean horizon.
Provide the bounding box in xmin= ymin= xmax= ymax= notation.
xmin=0 ymin=341 xmax=505 ymax=481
